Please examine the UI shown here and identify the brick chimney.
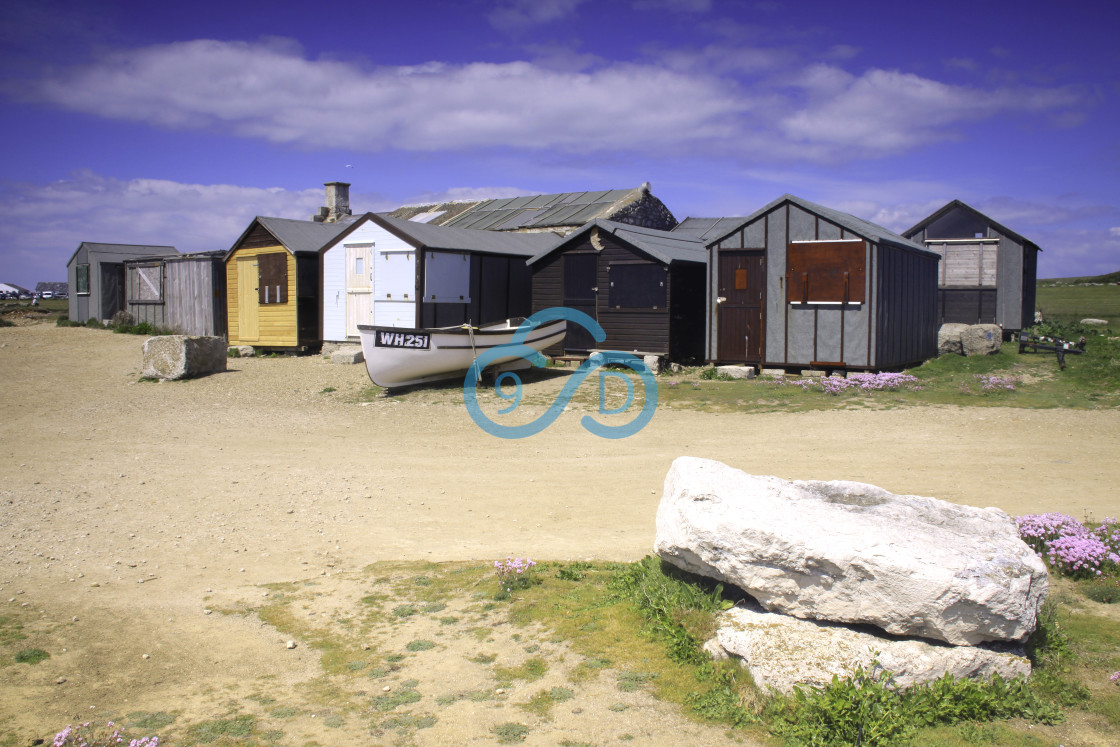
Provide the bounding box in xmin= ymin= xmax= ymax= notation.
xmin=312 ymin=182 xmax=352 ymax=222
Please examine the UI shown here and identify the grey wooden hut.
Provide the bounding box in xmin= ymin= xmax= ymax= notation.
xmin=66 ymin=242 xmax=179 ymax=324
xmin=124 ymin=251 xmax=228 ymax=336
xmin=527 ymin=219 xmax=707 ymax=360
xmin=703 ymin=195 xmax=940 ymax=372
xmin=902 ymin=200 xmax=1039 ymax=334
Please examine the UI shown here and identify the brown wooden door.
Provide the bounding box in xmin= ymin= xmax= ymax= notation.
xmin=717 ymin=251 xmax=764 ymax=362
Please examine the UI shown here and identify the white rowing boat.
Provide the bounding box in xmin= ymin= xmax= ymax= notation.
xmin=357 ymin=317 xmax=567 ymax=389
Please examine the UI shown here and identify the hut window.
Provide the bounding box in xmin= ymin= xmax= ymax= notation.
xmin=129 ymin=263 xmax=163 ymax=302
xmin=257 ymin=253 xmax=288 ymax=304
xmin=608 ymin=264 xmax=667 ymax=309
xmin=75 ymin=264 xmax=90 ymax=295
xmin=786 ymin=241 xmax=865 ymax=304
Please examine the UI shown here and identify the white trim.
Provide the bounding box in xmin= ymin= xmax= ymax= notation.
xmin=924 ymin=238 xmax=999 ymax=244
xmin=789 ymin=239 xmax=864 ymax=244
xmin=789 ymin=301 xmax=863 ymax=307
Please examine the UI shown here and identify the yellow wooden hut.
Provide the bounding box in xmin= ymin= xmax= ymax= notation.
xmin=225 ymin=215 xmax=356 ymax=350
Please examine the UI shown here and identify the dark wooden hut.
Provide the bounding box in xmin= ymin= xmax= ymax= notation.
xmin=902 ymin=200 xmax=1039 ymax=334
xmin=527 ymin=219 xmax=706 ymax=360
xmin=703 ymin=195 xmax=940 ymax=371
xmin=66 ymin=242 xmax=179 ymax=324
xmin=125 ymin=251 xmax=227 ymax=336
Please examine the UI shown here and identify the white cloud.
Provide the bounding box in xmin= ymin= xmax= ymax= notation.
xmin=0 ymin=171 xmax=564 ymax=287
xmin=1111 ymin=227 xmax=1120 ymax=238
xmin=9 ymin=40 xmax=1085 ymax=166
xmin=0 ymin=171 xmax=387 ymax=286
xmin=488 ymin=0 xmax=588 ymax=31
xmin=781 ymin=65 xmax=1080 ymax=157
xmin=22 ymin=40 xmax=751 ymax=155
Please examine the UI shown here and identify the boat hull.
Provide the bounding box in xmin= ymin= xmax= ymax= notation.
xmin=357 ymin=319 xmax=567 ymax=389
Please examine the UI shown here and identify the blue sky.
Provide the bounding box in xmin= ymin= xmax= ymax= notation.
xmin=1 ymin=0 xmax=1117 ymax=289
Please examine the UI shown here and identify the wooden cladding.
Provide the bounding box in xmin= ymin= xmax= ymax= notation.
xmin=786 ymin=241 xmax=865 ymax=304
xmin=257 ymin=252 xmax=288 ymax=304
xmin=608 ymin=264 xmax=666 ymax=309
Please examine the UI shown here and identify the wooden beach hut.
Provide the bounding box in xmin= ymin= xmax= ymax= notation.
xmin=319 ymin=213 xmax=558 ymax=343
xmin=703 ymin=195 xmax=940 ymax=372
xmin=124 ymin=251 xmax=227 ymax=336
xmin=526 ymin=219 xmax=706 ymax=360
xmin=225 ymin=216 xmax=354 ymax=350
xmin=902 ymin=200 xmax=1039 ymax=334
xmin=66 ymin=242 xmax=179 ymax=324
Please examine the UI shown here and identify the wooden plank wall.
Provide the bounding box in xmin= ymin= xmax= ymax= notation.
xmin=226 ymin=246 xmax=298 ymax=346
xmin=166 ymin=258 xmax=226 ymax=336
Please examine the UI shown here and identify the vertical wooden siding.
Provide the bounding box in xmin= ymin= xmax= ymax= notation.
xmin=226 ymin=246 xmax=298 ymax=346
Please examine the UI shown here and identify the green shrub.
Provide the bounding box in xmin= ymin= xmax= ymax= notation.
xmin=14 ymin=647 xmax=49 ymax=664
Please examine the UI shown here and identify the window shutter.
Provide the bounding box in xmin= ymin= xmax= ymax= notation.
xmin=257 ymin=253 xmax=288 ymax=304
xmin=786 ymin=242 xmax=865 ymax=303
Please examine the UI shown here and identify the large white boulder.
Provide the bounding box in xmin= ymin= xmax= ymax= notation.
xmin=961 ymin=324 xmax=1002 ymax=356
xmin=654 ymin=457 xmax=1047 ymax=645
xmin=707 ymin=606 xmax=1031 ymax=694
xmin=937 ymin=323 xmax=969 ymax=355
xmin=142 ymin=335 xmax=227 ymax=380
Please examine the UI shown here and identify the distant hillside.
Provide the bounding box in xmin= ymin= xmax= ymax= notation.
xmin=1038 ymin=270 xmax=1120 ymax=287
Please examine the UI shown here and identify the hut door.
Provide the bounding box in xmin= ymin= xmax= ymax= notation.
xmin=236 ymin=256 xmax=259 ymax=341
xmin=99 ymin=263 xmax=125 ymax=320
xmin=345 ymin=243 xmax=373 ymax=338
xmin=562 ymin=254 xmax=597 ymax=352
xmin=717 ymin=251 xmax=764 ymax=363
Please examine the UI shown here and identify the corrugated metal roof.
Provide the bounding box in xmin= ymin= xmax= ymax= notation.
xmin=373 ymin=214 xmax=560 ymax=257
xmin=437 ymin=188 xmax=635 ymax=230
xmin=527 ymin=219 xmax=705 ymax=266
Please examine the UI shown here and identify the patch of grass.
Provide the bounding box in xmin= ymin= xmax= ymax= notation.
xmin=126 ymin=711 xmax=176 ymax=730
xmin=268 ymin=706 xmax=299 ymax=718
xmin=14 ymin=648 xmax=49 ymax=665
xmin=370 ymin=687 xmax=422 ymax=712
xmin=494 ymin=656 xmax=548 ymax=682
xmin=186 ymin=714 xmax=256 ymax=743
xmin=421 ymin=602 xmax=447 ymax=614
xmin=470 ymin=652 xmax=497 ymax=664
xmin=492 ymin=722 xmax=530 ymax=743
xmin=319 ymin=386 xmax=336 ymax=394
xmin=519 ymin=687 xmax=575 ymax=719
xmin=1036 ymin=279 xmax=1120 ymax=326
xmin=406 ymin=639 xmax=436 ymax=652
xmin=392 ymin=604 xmax=419 ymax=617
xmin=616 ymin=670 xmax=655 ymax=692
xmin=439 ymin=615 xmax=459 ymax=625
xmin=0 ymin=615 xmax=26 ymax=648
xmin=435 ymin=694 xmax=456 ymax=706
xmin=1082 ymin=576 xmax=1120 ymax=604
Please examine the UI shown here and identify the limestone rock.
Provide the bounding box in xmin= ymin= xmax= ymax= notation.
xmin=717 ymin=365 xmax=756 ymax=379
xmin=654 ymin=457 xmax=1047 ymax=645
xmin=937 ymin=323 xmax=969 ymax=355
xmin=331 ymin=346 xmax=364 ymax=365
xmin=961 ymin=324 xmax=1002 ymax=356
xmin=142 ymin=335 xmax=227 ymax=380
xmin=229 ymin=345 xmax=256 ymax=358
xmin=708 ymin=606 xmax=1031 ymax=694
xmin=1080 ymin=318 xmax=1108 ymax=326
xmin=642 ymin=354 xmax=663 ymax=375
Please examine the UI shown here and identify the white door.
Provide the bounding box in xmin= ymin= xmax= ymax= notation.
xmin=345 ymin=243 xmax=373 ymax=338
xmin=373 ymin=249 xmax=416 ymax=327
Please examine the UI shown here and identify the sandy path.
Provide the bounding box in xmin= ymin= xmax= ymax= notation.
xmin=2 ymin=324 xmax=1118 ymax=743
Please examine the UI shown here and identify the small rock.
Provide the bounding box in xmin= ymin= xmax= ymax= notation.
xmin=56 ymin=677 xmax=66 ymax=685
xmin=383 ymin=686 xmax=391 ymax=692
xmin=496 ymin=688 xmax=505 ymax=695
xmin=204 ymin=609 xmax=212 ymax=615
xmin=286 ymin=640 xmax=297 ymax=649
xmin=142 ymin=654 xmax=150 ymax=660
